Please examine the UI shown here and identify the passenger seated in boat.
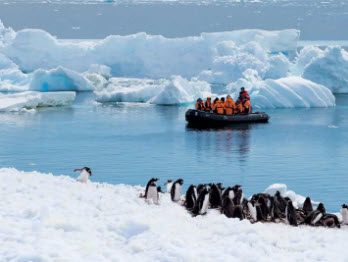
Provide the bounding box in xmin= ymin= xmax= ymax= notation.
xmin=204 ymin=97 xmax=212 ymax=111
xmin=195 ymin=98 xmax=205 ymax=111
xmin=212 ymin=97 xmax=225 ymax=114
xmin=224 ymin=95 xmax=236 ymax=115
xmin=236 ymin=98 xmax=252 ymax=114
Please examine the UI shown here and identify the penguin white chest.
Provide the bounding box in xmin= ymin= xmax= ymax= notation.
xmin=146 ymin=186 xmax=159 ymax=204
xmin=173 ymin=184 xmax=181 ymax=201
xmin=341 ymin=208 xmax=348 ymax=225
xmin=77 ymin=170 xmax=90 ymax=183
xmin=200 ymin=193 xmax=210 ymax=214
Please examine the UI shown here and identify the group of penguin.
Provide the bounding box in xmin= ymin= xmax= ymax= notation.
xmin=142 ymin=178 xmax=348 ymax=228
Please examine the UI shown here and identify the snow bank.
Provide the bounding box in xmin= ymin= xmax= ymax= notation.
xmin=2 ymin=26 xmax=299 ymax=79
xmin=95 ymin=76 xmax=211 ymax=105
xmin=0 ymin=168 xmax=347 ymax=261
xmin=30 ymin=67 xmax=94 ymax=91
xmin=228 ymin=71 xmax=335 ymax=108
xmin=0 ymin=91 xmax=76 ymax=112
xmin=303 ymin=47 xmax=348 ymax=93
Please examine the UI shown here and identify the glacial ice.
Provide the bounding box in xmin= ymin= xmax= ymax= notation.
xmin=227 ymin=71 xmax=335 ymax=108
xmin=303 ymin=47 xmax=348 ymax=93
xmin=95 ymin=76 xmax=211 ymax=105
xmin=0 ymin=91 xmax=76 ymax=112
xmin=30 ymin=66 xmax=94 ymax=91
xmin=0 ymin=167 xmax=347 ymax=261
xmin=0 ymin=20 xmax=346 ymax=108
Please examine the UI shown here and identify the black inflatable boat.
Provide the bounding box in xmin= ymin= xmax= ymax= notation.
xmin=185 ymin=109 xmax=269 ymax=127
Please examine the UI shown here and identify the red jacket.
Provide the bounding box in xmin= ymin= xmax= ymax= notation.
xmin=239 ymin=91 xmax=250 ymax=101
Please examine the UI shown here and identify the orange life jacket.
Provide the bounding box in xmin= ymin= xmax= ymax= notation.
xmin=236 ymin=102 xmax=244 ymax=114
xmin=243 ymin=100 xmax=251 ymax=114
xmin=213 ymin=100 xmax=224 ymax=114
xmin=224 ymin=98 xmax=236 ymax=115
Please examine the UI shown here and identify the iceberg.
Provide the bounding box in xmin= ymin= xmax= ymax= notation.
xmin=303 ymin=47 xmax=348 ymax=93
xmin=227 ymin=72 xmax=335 ymax=108
xmin=95 ymin=76 xmax=211 ymax=105
xmin=30 ymin=66 xmax=94 ymax=91
xmin=0 ymin=91 xmax=76 ymax=112
xmin=0 ymin=167 xmax=347 ymax=261
xmin=2 ymin=24 xmax=299 ymax=79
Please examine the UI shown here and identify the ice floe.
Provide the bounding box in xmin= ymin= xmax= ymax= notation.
xmin=0 ymin=91 xmax=76 ymax=112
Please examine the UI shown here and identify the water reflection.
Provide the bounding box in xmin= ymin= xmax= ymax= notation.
xmin=185 ymin=123 xmax=252 ymax=164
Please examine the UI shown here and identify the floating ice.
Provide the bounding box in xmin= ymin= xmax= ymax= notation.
xmin=0 ymin=167 xmax=347 ymax=261
xmin=2 ymin=25 xmax=299 ymax=79
xmin=0 ymin=91 xmax=76 ymax=112
xmin=228 ymin=71 xmax=335 ymax=108
xmin=30 ymin=66 xmax=94 ymax=91
xmin=303 ymin=47 xmax=348 ymax=93
xmin=95 ymin=76 xmax=211 ymax=105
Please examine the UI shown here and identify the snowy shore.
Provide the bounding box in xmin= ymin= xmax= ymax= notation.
xmin=1 ymin=168 xmax=347 ymax=261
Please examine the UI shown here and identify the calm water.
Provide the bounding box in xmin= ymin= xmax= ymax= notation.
xmin=0 ymin=93 xmax=347 ymax=211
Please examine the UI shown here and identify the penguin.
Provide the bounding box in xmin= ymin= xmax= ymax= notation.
xmin=247 ymin=200 xmax=258 ymax=223
xmin=285 ymin=200 xmax=298 ymax=226
xmin=269 ymin=196 xmax=284 ymax=222
xmin=192 ymin=187 xmax=210 ymax=216
xmin=197 ymin=184 xmax=205 ymax=195
xmin=321 ymin=214 xmax=340 ymax=228
xmin=295 ymin=208 xmax=307 ymax=225
xmin=185 ymin=185 xmax=198 ymax=210
xmin=209 ymin=184 xmax=222 ymax=208
xmin=232 ymin=205 xmax=245 ymax=220
xmin=146 ymin=179 xmax=159 ymax=205
xmin=222 ymin=187 xmax=234 ymax=202
xmin=165 ymin=179 xmax=173 ymax=193
xmin=231 ymin=185 xmax=243 ymax=205
xmin=341 ymin=204 xmax=348 ymax=225
xmin=257 ymin=196 xmax=269 ymax=221
xmin=222 ymin=197 xmax=234 ymax=218
xmin=74 ymin=167 xmax=92 ymax=183
xmin=144 ymin=178 xmax=159 ymax=198
xmin=302 ymin=197 xmax=313 ymax=215
xmin=305 ymin=203 xmax=326 ymax=226
xmin=274 ymin=191 xmax=287 ymax=213
xmin=170 ymin=178 xmax=184 ymax=202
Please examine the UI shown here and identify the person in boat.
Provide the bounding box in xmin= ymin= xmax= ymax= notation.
xmin=195 ymin=98 xmax=205 ymax=111
xmin=236 ymin=87 xmax=252 ymax=114
xmin=238 ymin=87 xmax=250 ymax=101
xmin=204 ymin=97 xmax=212 ymax=111
xmin=212 ymin=97 xmax=225 ymax=115
xmin=224 ymin=95 xmax=236 ymax=115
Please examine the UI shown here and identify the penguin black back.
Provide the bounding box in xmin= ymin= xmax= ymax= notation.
xmin=303 ymin=197 xmax=313 ymax=215
xmin=209 ymin=184 xmax=222 ymax=208
xmin=222 ymin=197 xmax=234 ymax=218
xmin=286 ymin=201 xmax=298 ymax=226
xmin=185 ymin=185 xmax=197 ymax=210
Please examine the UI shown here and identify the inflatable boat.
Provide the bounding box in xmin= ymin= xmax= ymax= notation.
xmin=185 ymin=109 xmax=269 ymax=127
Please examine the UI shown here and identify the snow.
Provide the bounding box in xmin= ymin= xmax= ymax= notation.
xmin=0 ymin=91 xmax=76 ymax=112
xmin=227 ymin=71 xmax=335 ymax=108
xmin=95 ymin=76 xmax=212 ymax=105
xmin=0 ymin=167 xmax=347 ymax=261
xmin=303 ymin=47 xmax=348 ymax=93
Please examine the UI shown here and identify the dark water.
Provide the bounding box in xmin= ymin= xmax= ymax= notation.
xmin=0 ymin=1 xmax=348 ymax=39
xmin=0 ymin=93 xmax=347 ymax=211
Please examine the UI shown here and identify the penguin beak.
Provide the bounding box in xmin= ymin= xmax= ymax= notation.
xmin=74 ymin=168 xmax=82 ymax=172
